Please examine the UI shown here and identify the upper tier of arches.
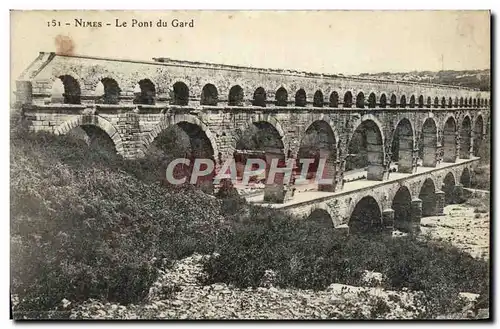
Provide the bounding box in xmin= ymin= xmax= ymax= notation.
xmin=47 ymin=73 xmax=491 ymax=109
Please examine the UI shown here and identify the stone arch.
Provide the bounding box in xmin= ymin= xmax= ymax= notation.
xmin=442 ymin=172 xmax=456 ymax=205
xmin=298 ymin=116 xmax=341 ymax=154
xmin=459 ymin=116 xmax=472 ymax=159
xmin=348 ymin=196 xmax=383 ymax=234
xmin=247 ymin=115 xmax=285 ymax=143
xmin=343 ymin=91 xmax=353 ymax=108
xmin=236 ymin=115 xmax=287 ymax=154
xmin=141 ymin=114 xmax=219 ymax=160
xmin=329 ymin=91 xmax=339 ymax=107
xmin=347 ymin=115 xmax=385 ymax=180
xmin=146 ymin=117 xmax=218 ymax=193
xmin=313 ymin=90 xmax=324 ymax=107
xmin=356 ymin=91 xmax=365 ymax=108
xmin=172 ymin=81 xmax=189 ymax=105
xmin=421 ymin=117 xmax=438 ymax=167
xmin=235 ymin=123 xmax=284 ymax=152
xmin=51 ymin=74 xmax=81 ymax=104
xmin=400 ymin=95 xmax=407 ymax=108
xmin=297 ymin=119 xmax=338 ymax=192
xmin=234 ymin=117 xmax=286 ymax=194
xmin=441 ymin=97 xmax=446 ymax=108
xmin=464 ymin=98 xmax=469 ymax=107
xmin=253 ymin=87 xmax=267 ymax=107
xmin=95 ymin=77 xmax=121 ymax=104
xmin=51 ymin=78 xmax=65 ymax=103
xmin=409 ymin=95 xmax=416 ymax=108
xmin=419 ymin=178 xmax=436 ymax=217
xmin=275 ymin=87 xmax=288 ymax=106
xmin=460 ymin=167 xmax=471 ymax=188
xmin=443 ymin=116 xmax=457 ymax=163
xmin=295 ymin=88 xmax=307 ymax=107
xmin=460 ymin=97 xmax=464 ymax=107
xmin=54 ymin=115 xmax=124 ymax=156
xmin=390 ymin=94 xmax=397 ymax=108
xmin=200 ymin=83 xmax=219 ymax=106
xmin=133 ymin=79 xmax=156 ymax=105
xmin=433 ymin=96 xmax=439 ymax=108
xmin=473 ymin=115 xmax=484 ymax=157
xmin=306 ymin=205 xmax=340 ymax=229
xmin=367 ymin=92 xmax=376 ymax=108
xmin=228 ymin=85 xmax=244 ymax=106
xmin=469 ymin=97 xmax=473 ymax=107
xmin=379 ymin=94 xmax=387 ymax=108
xmin=473 ymin=99 xmax=477 ymax=107
xmin=392 ymin=185 xmax=412 ymax=232
xmin=391 ymin=118 xmax=415 ymax=173
xmin=426 ymin=96 xmax=432 ymax=108
xmin=418 ymin=95 xmax=424 ymax=108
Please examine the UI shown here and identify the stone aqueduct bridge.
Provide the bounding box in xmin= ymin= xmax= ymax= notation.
xmin=16 ymin=52 xmax=490 ymax=233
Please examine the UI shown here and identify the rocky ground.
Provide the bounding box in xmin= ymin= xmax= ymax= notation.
xmin=67 ymin=254 xmax=425 ymax=320
xmin=421 ymin=202 xmax=490 ymax=260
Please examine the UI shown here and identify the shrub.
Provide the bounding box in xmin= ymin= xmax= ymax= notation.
xmin=467 ymin=197 xmax=489 ymax=213
xmin=471 ymin=166 xmax=491 ymax=190
xmin=203 ymin=208 xmax=489 ymax=315
xmin=10 ymin=130 xmax=225 ymax=313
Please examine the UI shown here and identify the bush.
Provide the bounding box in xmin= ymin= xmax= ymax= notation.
xmin=471 ymin=166 xmax=490 ymax=190
xmin=203 ymin=209 xmax=490 ymax=315
xmin=467 ymin=197 xmax=489 ymax=213
xmin=10 ymin=130 xmax=226 ymax=312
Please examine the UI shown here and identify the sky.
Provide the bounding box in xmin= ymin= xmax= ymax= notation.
xmin=10 ymin=10 xmax=490 ymax=86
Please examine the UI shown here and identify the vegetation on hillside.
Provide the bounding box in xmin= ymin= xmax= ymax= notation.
xmin=10 ymin=123 xmax=490 ymax=319
xmin=10 ymin=127 xmax=226 ymax=315
xmin=357 ymin=69 xmax=490 ymax=91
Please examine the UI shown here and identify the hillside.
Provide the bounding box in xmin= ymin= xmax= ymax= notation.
xmin=10 ymin=125 xmax=490 ymax=319
xmin=355 ymin=69 xmax=490 ymax=91
xmin=10 ymin=127 xmax=227 ymax=313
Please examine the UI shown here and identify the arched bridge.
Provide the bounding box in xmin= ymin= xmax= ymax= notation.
xmin=16 ymin=52 xmax=490 ymax=233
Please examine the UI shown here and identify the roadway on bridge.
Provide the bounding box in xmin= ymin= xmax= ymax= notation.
xmin=245 ymin=157 xmax=478 ymax=209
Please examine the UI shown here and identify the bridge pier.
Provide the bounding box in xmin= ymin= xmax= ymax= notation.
xmin=382 ymin=208 xmax=395 ymax=233
xmin=443 ymin=130 xmax=458 ymax=163
xmin=317 ymin=148 xmax=337 ymax=192
xmin=336 ymin=224 xmax=350 ymax=236
xmin=366 ymin=138 xmax=386 ymax=180
xmin=460 ymin=137 xmax=472 ymax=159
xmin=367 ymin=164 xmax=386 ymax=181
xmin=422 ymin=137 xmax=437 ymax=167
xmin=398 ymin=134 xmax=414 ymax=173
xmin=434 ymin=190 xmax=445 ymax=215
xmin=453 ymin=183 xmax=465 ymax=204
xmin=336 ymin=160 xmax=345 ymax=191
xmin=411 ymin=198 xmax=422 ymax=233
xmin=263 ymin=150 xmax=289 ymax=203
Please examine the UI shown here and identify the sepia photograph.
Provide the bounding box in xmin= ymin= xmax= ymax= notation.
xmin=9 ymin=9 xmax=491 ymax=320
